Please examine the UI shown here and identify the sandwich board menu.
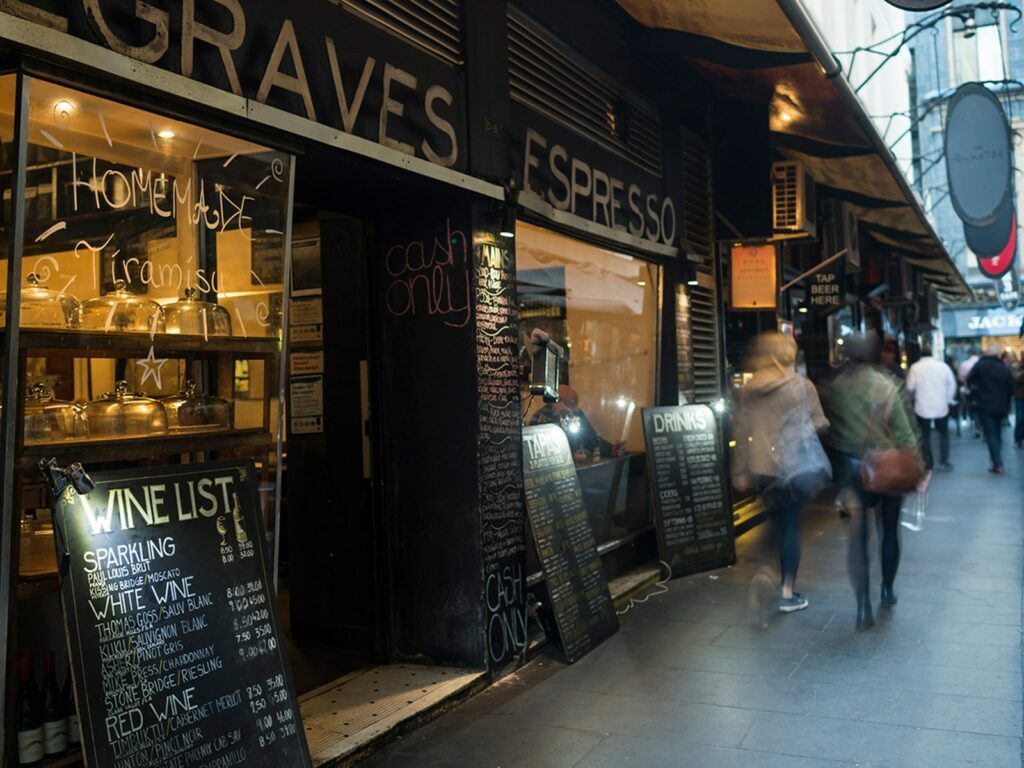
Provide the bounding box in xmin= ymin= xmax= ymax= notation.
xmin=522 ymin=424 xmax=618 ymax=662
xmin=642 ymin=405 xmax=735 ymax=576
xmin=46 ymin=460 xmax=311 ymax=768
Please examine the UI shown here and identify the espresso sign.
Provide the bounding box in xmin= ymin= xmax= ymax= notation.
xmin=522 ymin=424 xmax=618 ymax=663
xmin=50 ymin=461 xmax=310 ymax=768
xmin=642 ymin=406 xmax=735 ymax=576
xmin=945 ymin=83 xmax=1012 ymax=229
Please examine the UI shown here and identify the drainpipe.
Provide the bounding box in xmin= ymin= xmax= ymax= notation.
xmin=774 ymin=0 xmax=972 ymax=298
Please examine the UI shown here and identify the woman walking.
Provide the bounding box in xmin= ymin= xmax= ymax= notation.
xmin=732 ymin=332 xmax=830 ymax=614
xmin=821 ymin=334 xmax=922 ymax=630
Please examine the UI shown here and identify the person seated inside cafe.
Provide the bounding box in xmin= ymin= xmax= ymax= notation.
xmin=531 ymin=385 xmax=620 ymax=460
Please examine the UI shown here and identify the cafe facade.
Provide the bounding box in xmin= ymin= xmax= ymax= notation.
xmin=0 ymin=1 xmax=966 ymax=765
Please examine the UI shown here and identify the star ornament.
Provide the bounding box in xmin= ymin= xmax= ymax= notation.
xmin=136 ymin=345 xmax=169 ymax=390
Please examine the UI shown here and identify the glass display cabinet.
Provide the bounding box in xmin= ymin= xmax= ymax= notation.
xmin=0 ymin=71 xmax=294 ymax=765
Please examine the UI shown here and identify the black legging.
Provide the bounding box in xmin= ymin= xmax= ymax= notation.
xmin=848 ymin=491 xmax=902 ymax=598
xmin=759 ymin=480 xmax=807 ymax=588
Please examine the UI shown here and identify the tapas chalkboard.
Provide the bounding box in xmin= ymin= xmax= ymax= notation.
xmin=522 ymin=424 xmax=618 ymax=663
xmin=47 ymin=460 xmax=311 ymax=768
xmin=642 ymin=406 xmax=735 ymax=576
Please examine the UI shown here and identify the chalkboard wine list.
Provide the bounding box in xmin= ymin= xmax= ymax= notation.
xmin=17 ymin=655 xmax=43 ymax=766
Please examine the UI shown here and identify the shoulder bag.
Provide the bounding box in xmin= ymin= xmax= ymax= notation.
xmin=860 ymin=385 xmax=920 ymax=495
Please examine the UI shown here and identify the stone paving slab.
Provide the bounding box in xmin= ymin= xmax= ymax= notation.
xmin=362 ymin=433 xmax=1023 ymax=767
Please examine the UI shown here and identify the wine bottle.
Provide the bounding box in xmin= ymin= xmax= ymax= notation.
xmin=17 ymin=655 xmax=43 ymax=766
xmin=63 ymin=667 xmax=80 ymax=749
xmin=42 ymin=650 xmax=67 ymax=756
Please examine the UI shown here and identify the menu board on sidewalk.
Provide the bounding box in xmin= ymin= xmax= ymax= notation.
xmin=642 ymin=406 xmax=735 ymax=576
xmin=522 ymin=424 xmax=618 ymax=663
xmin=49 ymin=461 xmax=311 ymax=768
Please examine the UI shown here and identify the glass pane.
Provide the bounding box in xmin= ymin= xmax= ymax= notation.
xmin=977 ymin=25 xmax=1005 ymax=82
xmin=517 ymin=221 xmax=659 ymax=455
xmin=11 ymin=76 xmax=291 ymax=536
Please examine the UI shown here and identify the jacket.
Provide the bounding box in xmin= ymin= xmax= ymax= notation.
xmin=732 ymin=369 xmax=828 ymax=480
xmin=821 ymin=364 xmax=919 ymax=457
xmin=967 ymin=356 xmax=1014 ymax=416
xmin=906 ymin=356 xmax=957 ymax=419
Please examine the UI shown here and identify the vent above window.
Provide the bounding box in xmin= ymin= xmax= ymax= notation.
xmin=336 ymin=0 xmax=463 ymax=66
xmin=508 ymin=7 xmax=663 ymax=177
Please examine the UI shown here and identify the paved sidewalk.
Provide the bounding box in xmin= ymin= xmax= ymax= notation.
xmin=364 ymin=433 xmax=1023 ymax=768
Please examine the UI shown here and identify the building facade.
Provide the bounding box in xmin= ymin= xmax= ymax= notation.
xmin=0 ymin=1 xmax=965 ymax=765
xmin=909 ymin=0 xmax=1024 ymax=355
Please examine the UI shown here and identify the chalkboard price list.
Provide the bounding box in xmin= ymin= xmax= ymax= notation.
xmin=642 ymin=406 xmax=735 ymax=575
xmin=523 ymin=425 xmax=618 ymax=663
xmin=55 ymin=461 xmax=311 ymax=768
xmin=475 ymin=241 xmax=528 ymax=667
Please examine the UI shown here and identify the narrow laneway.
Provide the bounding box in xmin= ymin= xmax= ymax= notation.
xmin=367 ymin=433 xmax=1023 ymax=768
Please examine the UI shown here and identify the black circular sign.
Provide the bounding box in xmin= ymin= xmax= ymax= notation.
xmin=975 ymin=214 xmax=1017 ymax=280
xmin=945 ymin=83 xmax=1013 ymax=229
xmin=964 ymin=198 xmax=1014 ymax=257
xmin=885 ymin=0 xmax=951 ymax=9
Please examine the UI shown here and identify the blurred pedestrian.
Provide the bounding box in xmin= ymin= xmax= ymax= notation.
xmin=732 ymin=332 xmax=831 ymax=614
xmin=880 ymin=338 xmax=904 ymax=381
xmin=906 ymin=346 xmax=957 ymax=472
xmin=820 ymin=334 xmax=921 ymax=630
xmin=946 ymin=356 xmax=963 ymax=437
xmin=968 ymin=343 xmax=1014 ymax=473
xmin=958 ymin=346 xmax=981 ymax=438
xmin=1012 ymin=353 xmax=1024 ymax=448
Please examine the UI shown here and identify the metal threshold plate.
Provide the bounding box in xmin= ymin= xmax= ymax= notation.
xmin=299 ymin=664 xmax=485 ymax=766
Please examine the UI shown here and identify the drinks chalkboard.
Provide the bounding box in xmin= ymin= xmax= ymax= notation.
xmin=47 ymin=460 xmax=311 ymax=768
xmin=642 ymin=405 xmax=735 ymax=576
xmin=522 ymin=424 xmax=618 ymax=663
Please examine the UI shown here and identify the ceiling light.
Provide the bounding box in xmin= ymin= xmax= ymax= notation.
xmin=798 ymin=306 xmax=809 ymax=314
xmin=499 ymin=229 xmax=515 ymax=238
xmin=157 ymin=129 xmax=176 ymax=140
xmin=54 ymin=100 xmax=74 ymax=116
xmin=637 ymin=280 xmax=646 ymax=286
xmin=687 ymin=279 xmax=699 ymax=286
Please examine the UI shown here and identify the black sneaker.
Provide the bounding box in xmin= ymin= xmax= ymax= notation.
xmin=779 ymin=594 xmax=809 ymax=613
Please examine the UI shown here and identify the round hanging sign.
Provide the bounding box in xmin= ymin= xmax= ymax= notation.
xmin=945 ymin=83 xmax=1013 ymax=228
xmin=964 ymin=198 xmax=1014 ymax=257
xmin=885 ymin=0 xmax=951 ymax=9
xmin=976 ymin=214 xmax=1017 ymax=280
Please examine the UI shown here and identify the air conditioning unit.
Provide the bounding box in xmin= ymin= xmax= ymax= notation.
xmin=821 ymin=199 xmax=861 ymax=271
xmin=772 ymin=160 xmax=817 ymax=240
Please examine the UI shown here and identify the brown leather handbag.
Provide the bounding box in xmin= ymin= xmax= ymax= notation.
xmin=860 ymin=447 xmax=920 ymax=494
xmin=859 ymin=389 xmax=921 ymax=495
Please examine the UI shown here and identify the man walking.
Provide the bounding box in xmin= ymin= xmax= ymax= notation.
xmin=967 ymin=343 xmax=1014 ymax=474
xmin=906 ymin=346 xmax=957 ymax=472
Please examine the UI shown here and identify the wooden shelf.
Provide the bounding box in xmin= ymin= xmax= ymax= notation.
xmin=14 ymin=329 xmax=279 ymax=358
xmin=43 ymin=750 xmax=83 ymax=767
xmin=18 ymin=429 xmax=274 ymax=468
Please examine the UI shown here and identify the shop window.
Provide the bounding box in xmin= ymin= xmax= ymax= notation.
xmin=952 ymin=15 xmax=1004 ymax=84
xmin=517 ymin=222 xmax=659 ymax=457
xmin=8 ymin=75 xmax=291 ymax=509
